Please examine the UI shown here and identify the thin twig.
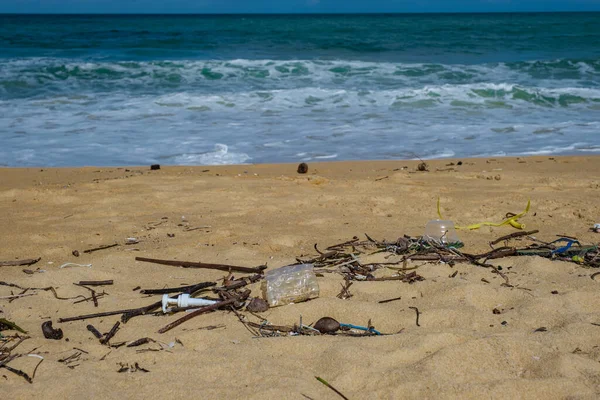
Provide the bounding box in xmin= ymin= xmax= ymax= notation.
xmin=100 ymin=322 xmax=120 ymax=345
xmin=489 ymin=230 xmax=539 ymax=246
xmin=315 ymin=376 xmax=350 ymax=400
xmin=77 ymin=280 xmax=114 ymax=286
xmin=409 ymin=306 xmax=421 ymax=327
xmin=135 ymin=257 xmax=267 ymax=274
xmin=58 ymin=301 xmax=162 ymax=323
xmin=83 ymin=244 xmax=118 ymax=254
xmin=379 ymin=296 xmax=402 ymax=304
xmin=158 ymin=290 xmax=250 ymax=334
xmin=0 ymin=258 xmax=41 ymax=267
xmin=140 ymin=281 xmax=216 ymax=295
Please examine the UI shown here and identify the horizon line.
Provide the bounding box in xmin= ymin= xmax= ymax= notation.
xmin=2 ymin=10 xmax=600 ymax=15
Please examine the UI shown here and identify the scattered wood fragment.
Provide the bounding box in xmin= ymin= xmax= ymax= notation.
xmin=213 ymin=274 xmax=263 ymax=292
xmin=58 ymin=300 xmax=162 ymax=323
xmin=0 ymin=337 xmax=38 ymax=384
xmin=336 ymin=279 xmax=353 ymax=300
xmin=126 ymin=338 xmax=154 ymax=348
xmin=0 ymin=293 xmax=36 ymax=301
xmin=140 ymin=281 xmax=216 ymax=295
xmin=100 ymin=322 xmax=120 ymax=345
xmin=117 ymin=362 xmax=149 ymax=373
xmin=246 ymin=321 xmax=295 ymax=334
xmin=490 ymin=230 xmax=539 ymax=246
xmin=378 ymin=296 xmax=402 ymax=304
xmin=409 ymin=306 xmax=421 ymax=327
xmin=158 ymin=290 xmax=250 ymax=334
xmin=77 ymin=280 xmax=114 ymax=286
xmin=58 ymin=351 xmax=83 ymax=368
xmin=135 ymin=256 xmax=267 ymax=274
xmin=73 ymin=283 xmax=103 ymax=307
xmin=315 ymin=376 xmax=350 ymax=400
xmin=120 ymin=301 xmax=163 ymax=323
xmin=0 ymin=355 xmax=34 ymax=383
xmin=87 ymin=324 xmax=103 ymax=339
xmin=83 ymin=243 xmax=118 ymax=254
xmin=367 ymin=271 xmax=424 ymax=283
xmin=0 ymin=258 xmax=41 ymax=267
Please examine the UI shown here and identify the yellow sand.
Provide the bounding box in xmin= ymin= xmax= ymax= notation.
xmin=1 ymin=156 xmax=599 ymax=399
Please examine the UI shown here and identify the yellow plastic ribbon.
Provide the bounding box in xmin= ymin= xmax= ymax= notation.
xmin=437 ymin=198 xmax=530 ymax=230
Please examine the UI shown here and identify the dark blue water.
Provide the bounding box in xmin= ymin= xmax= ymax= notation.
xmin=1 ymin=13 xmax=599 ymax=166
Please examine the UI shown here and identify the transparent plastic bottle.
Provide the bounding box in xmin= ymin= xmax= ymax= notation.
xmin=424 ymin=219 xmax=462 ymax=246
xmin=261 ymin=263 xmax=320 ymax=307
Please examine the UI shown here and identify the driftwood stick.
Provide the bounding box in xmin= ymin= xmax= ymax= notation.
xmin=490 ymin=230 xmax=539 ymax=246
xmin=247 ymin=321 xmax=296 ymax=333
xmin=135 ymin=257 xmax=267 ymax=274
xmin=406 ymin=254 xmax=466 ymax=262
xmin=0 ymin=258 xmax=41 ymax=267
xmin=83 ymin=244 xmax=118 ymax=254
xmin=58 ymin=301 xmax=162 ymax=323
xmin=466 ymin=247 xmax=517 ymax=260
xmin=140 ymin=281 xmax=216 ymax=295
xmin=326 ymin=237 xmax=360 ymax=250
xmin=126 ymin=337 xmax=154 ymax=347
xmin=87 ymin=324 xmax=103 ymax=339
xmin=120 ymin=301 xmax=162 ymax=323
xmin=212 ymin=274 xmax=263 ymax=292
xmin=77 ymin=280 xmax=114 ymax=286
xmin=73 ymin=283 xmax=100 ymax=307
xmin=378 ymin=296 xmax=402 ymax=304
xmin=100 ymin=322 xmax=120 ymax=345
xmin=158 ymin=290 xmax=250 ymax=334
xmin=409 ymin=306 xmax=421 ymax=327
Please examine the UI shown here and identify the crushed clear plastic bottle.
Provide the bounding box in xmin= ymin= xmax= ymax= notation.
xmin=261 ymin=263 xmax=320 ymax=307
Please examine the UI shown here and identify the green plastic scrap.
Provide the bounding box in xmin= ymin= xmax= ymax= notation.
xmin=0 ymin=318 xmax=28 ymax=334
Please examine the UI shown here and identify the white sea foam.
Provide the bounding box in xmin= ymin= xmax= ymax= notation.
xmin=1 ymin=57 xmax=599 ymax=166
xmin=172 ymin=144 xmax=250 ymax=165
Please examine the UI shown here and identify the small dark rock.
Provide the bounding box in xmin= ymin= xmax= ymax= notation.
xmin=246 ymin=297 xmax=269 ymax=313
xmin=41 ymin=321 xmax=63 ymax=340
xmin=72 ymin=250 xmax=80 ymax=257
xmin=150 ymin=164 xmax=160 ymax=170
xmin=417 ymin=162 xmax=428 ymax=172
xmin=167 ymin=233 xmax=175 ymax=238
xmin=297 ymin=162 xmax=308 ymax=174
xmin=534 ymin=327 xmax=548 ymax=332
xmin=501 ymin=321 xmax=508 ymax=326
xmin=457 ymin=161 xmax=463 ymax=166
xmin=551 ymin=290 xmax=559 ymax=294
xmin=313 ymin=317 xmax=340 ymax=334
xmin=492 ymin=308 xmax=502 ymax=314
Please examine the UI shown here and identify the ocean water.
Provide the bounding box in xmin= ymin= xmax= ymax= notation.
xmin=1 ymin=13 xmax=600 ymax=167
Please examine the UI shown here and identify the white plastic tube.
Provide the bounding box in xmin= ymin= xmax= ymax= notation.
xmin=161 ymin=293 xmax=217 ymax=313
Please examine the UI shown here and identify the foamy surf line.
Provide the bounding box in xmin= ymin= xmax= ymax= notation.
xmin=1 ymin=57 xmax=599 ymax=167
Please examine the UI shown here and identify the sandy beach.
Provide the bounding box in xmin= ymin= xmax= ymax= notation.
xmin=1 ymin=156 xmax=600 ymax=399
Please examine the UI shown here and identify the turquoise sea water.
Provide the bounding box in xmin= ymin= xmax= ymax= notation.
xmin=1 ymin=13 xmax=599 ymax=166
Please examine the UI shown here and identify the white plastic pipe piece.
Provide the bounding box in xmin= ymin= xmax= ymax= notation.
xmin=161 ymin=293 xmax=217 ymax=313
